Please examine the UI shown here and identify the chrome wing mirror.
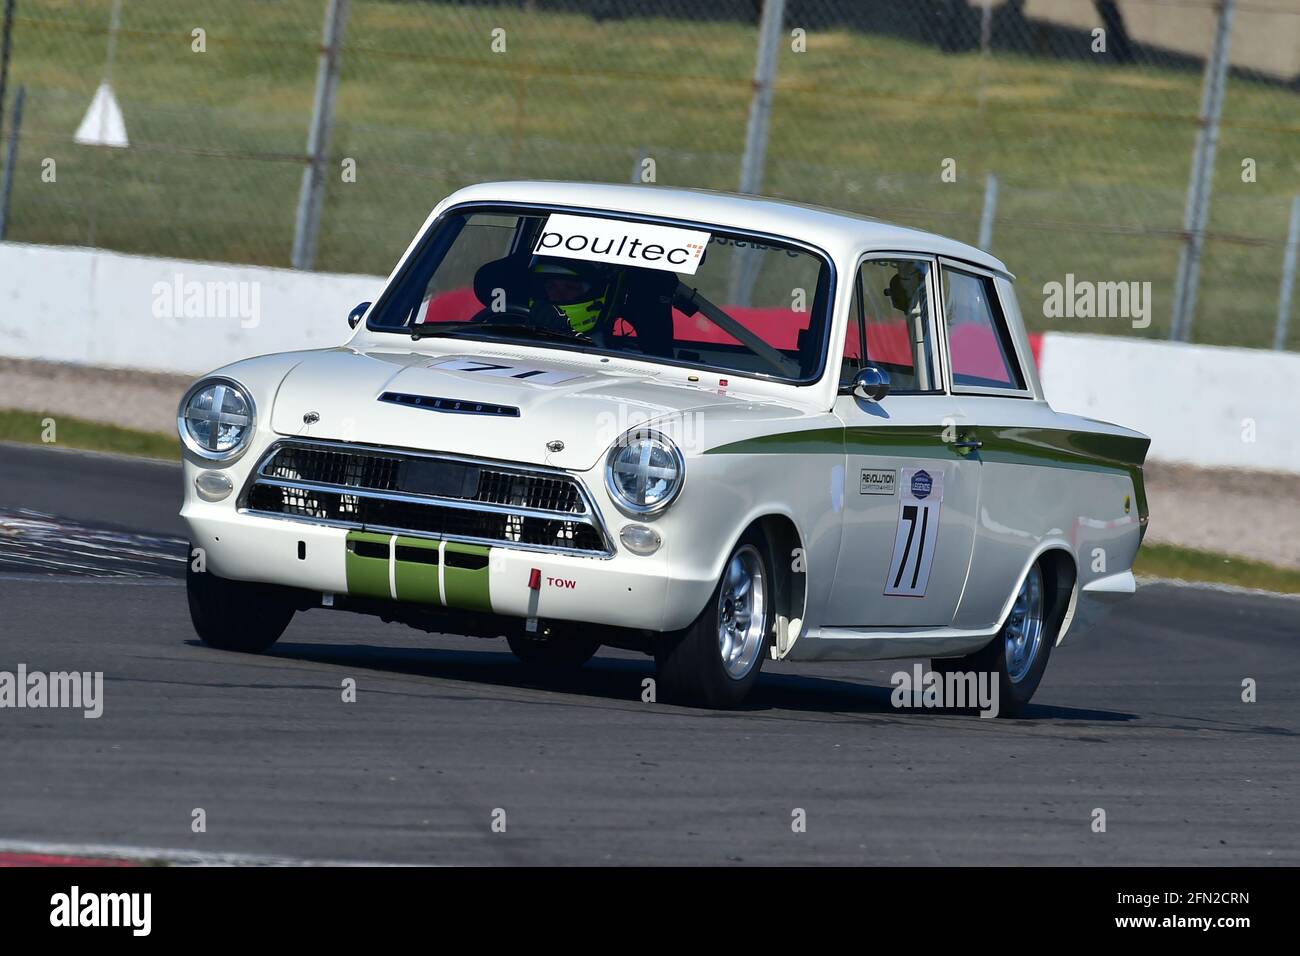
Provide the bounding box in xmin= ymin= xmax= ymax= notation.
xmin=348 ymin=301 xmax=371 ymax=329
xmin=840 ymin=365 xmax=891 ymax=403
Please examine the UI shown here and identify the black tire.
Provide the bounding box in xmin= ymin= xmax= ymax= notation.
xmin=655 ymin=529 xmax=774 ymax=709
xmin=506 ymin=629 xmax=601 ymax=670
xmin=187 ymin=558 xmax=295 ymax=653
xmin=932 ymin=560 xmax=1057 ymax=717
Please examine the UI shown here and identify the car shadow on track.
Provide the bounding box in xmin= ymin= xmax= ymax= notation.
xmin=748 ymin=674 xmax=1134 ymax=722
xmin=248 ymin=641 xmax=1136 ymax=723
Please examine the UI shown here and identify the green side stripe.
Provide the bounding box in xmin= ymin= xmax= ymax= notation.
xmin=977 ymin=427 xmax=1148 ymax=470
xmin=443 ymin=542 xmax=492 ymax=612
xmin=705 ymin=424 xmax=1149 ymax=521
xmin=843 ymin=426 xmax=970 ymax=461
xmin=705 ymin=427 xmax=844 ymax=457
xmin=971 ymin=427 xmax=1149 ymax=522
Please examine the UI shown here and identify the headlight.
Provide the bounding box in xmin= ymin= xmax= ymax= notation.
xmin=605 ymin=429 xmax=684 ymax=516
xmin=178 ymin=377 xmax=256 ymax=462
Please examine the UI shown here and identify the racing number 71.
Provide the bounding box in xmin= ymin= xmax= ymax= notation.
xmin=884 ymin=470 xmax=943 ymax=598
xmin=891 ymin=504 xmax=929 ymax=592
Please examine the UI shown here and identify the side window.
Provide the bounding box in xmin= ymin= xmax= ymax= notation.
xmin=851 ymin=258 xmax=938 ymax=393
xmin=942 ymin=268 xmax=1025 ymax=391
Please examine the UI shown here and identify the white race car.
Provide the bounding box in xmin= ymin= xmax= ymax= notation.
xmin=178 ymin=181 xmax=1149 ymax=712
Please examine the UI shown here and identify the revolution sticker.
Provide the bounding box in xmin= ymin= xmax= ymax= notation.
xmin=533 ymin=213 xmax=711 ymax=275
xmin=859 ymin=468 xmax=897 ymax=496
xmin=884 ymin=467 xmax=944 ymax=597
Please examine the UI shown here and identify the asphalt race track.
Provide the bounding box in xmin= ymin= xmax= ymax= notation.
xmin=0 ymin=443 xmax=1296 ymax=865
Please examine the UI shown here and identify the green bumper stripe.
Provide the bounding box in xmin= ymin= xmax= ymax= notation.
xmin=345 ymin=531 xmax=391 ymax=600
xmin=443 ymin=542 xmax=492 ymax=612
xmin=393 ymin=536 xmax=440 ymax=605
xmin=344 ymin=533 xmax=491 ymax=611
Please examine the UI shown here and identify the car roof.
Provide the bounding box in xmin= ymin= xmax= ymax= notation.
xmin=438 ymin=180 xmax=1012 ymax=278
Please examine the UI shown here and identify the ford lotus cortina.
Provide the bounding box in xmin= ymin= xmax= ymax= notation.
xmin=178 ymin=182 xmax=1148 ymax=712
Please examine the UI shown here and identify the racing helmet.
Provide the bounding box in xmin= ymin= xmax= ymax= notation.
xmin=529 ymin=259 xmax=611 ymax=335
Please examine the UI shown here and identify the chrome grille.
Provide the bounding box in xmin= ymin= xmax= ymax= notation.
xmin=242 ymin=440 xmax=610 ymax=557
xmin=263 ymin=444 xmax=401 ymax=492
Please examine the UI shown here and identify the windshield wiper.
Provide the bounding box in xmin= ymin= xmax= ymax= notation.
xmin=409 ymin=322 xmax=588 ymax=344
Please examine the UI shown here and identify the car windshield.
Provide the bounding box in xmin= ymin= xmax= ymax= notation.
xmin=366 ymin=206 xmax=834 ymax=383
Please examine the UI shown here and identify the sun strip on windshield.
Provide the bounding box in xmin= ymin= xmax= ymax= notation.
xmin=533 ymin=213 xmax=711 ymax=275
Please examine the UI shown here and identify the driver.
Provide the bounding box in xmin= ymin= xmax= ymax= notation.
xmin=885 ymin=260 xmax=928 ymax=315
xmin=527 ymin=259 xmax=613 ymax=336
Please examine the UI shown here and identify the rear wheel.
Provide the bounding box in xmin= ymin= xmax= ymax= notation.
xmin=932 ymin=561 xmax=1053 ymax=717
xmin=655 ymin=530 xmax=773 ymax=708
xmin=187 ymin=558 xmax=295 ymax=653
xmin=506 ymin=629 xmax=600 ymax=670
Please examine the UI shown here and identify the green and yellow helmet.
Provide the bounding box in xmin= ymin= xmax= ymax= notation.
xmin=529 ymin=259 xmax=609 ymax=335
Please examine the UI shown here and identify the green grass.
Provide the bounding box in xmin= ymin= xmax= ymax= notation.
xmin=6 ymin=1 xmax=1299 ymax=347
xmin=0 ymin=409 xmax=179 ymax=460
xmin=1135 ymin=542 xmax=1300 ymax=595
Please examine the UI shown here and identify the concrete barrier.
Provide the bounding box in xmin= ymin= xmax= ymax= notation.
xmin=1 ymin=242 xmax=1296 ymax=473
xmin=0 ymin=242 xmax=378 ymax=374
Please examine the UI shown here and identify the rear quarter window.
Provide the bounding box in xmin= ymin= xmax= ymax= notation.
xmin=942 ymin=268 xmax=1025 ymax=391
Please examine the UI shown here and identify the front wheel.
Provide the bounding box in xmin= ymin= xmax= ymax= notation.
xmin=655 ymin=530 xmax=773 ymax=708
xmin=932 ymin=561 xmax=1054 ymax=717
xmin=187 ymin=558 xmax=295 ymax=653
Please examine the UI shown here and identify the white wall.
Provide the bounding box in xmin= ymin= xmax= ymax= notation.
xmin=1 ymin=242 xmax=1296 ymax=473
xmin=0 ymin=242 xmax=380 ymax=375
xmin=1038 ymin=332 xmax=1300 ymax=474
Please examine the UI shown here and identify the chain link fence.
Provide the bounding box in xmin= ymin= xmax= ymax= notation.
xmin=3 ymin=0 xmax=1298 ymax=347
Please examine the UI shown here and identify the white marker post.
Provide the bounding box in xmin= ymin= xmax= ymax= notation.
xmin=73 ymin=0 xmax=128 ymax=149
